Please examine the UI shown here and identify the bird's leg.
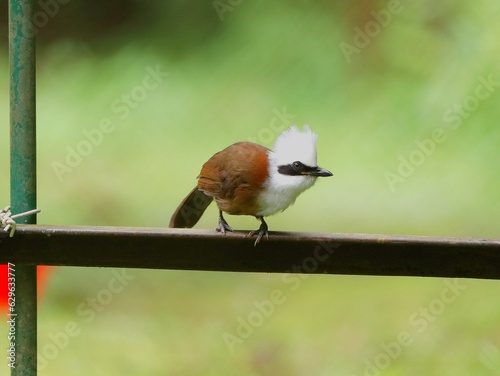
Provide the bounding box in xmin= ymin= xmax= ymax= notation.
xmin=216 ymin=211 xmax=233 ymax=234
xmin=248 ymin=216 xmax=269 ymax=246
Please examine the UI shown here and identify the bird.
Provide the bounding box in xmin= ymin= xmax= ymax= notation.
xmin=169 ymin=125 xmax=333 ymax=245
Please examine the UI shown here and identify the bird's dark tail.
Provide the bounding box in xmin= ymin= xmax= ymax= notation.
xmin=169 ymin=187 xmax=213 ymax=228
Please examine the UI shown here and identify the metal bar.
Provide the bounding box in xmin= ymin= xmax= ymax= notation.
xmin=9 ymin=0 xmax=37 ymax=374
xmin=1 ymin=226 xmax=499 ymax=280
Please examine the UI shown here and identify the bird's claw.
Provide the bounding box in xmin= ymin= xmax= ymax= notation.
xmin=216 ymin=217 xmax=233 ymax=234
xmin=248 ymin=218 xmax=269 ymax=246
xmin=248 ymin=228 xmax=269 ymax=246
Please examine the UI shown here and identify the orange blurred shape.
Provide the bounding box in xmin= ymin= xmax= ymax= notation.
xmin=0 ymin=265 xmax=53 ymax=311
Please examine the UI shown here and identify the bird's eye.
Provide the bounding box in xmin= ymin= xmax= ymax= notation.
xmin=292 ymin=161 xmax=303 ymax=170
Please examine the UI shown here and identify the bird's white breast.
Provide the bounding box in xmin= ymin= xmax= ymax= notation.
xmin=256 ymin=170 xmax=317 ymax=217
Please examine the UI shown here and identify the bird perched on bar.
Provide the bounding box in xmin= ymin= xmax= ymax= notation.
xmin=169 ymin=125 xmax=332 ymax=245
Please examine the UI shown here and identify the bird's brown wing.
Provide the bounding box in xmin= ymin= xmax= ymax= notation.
xmin=197 ymin=142 xmax=270 ymax=215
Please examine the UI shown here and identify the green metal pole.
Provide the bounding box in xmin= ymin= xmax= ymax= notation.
xmin=9 ymin=0 xmax=37 ymax=375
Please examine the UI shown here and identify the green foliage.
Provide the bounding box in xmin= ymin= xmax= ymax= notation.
xmin=0 ymin=1 xmax=499 ymax=374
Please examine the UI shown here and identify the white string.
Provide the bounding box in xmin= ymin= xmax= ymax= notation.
xmin=0 ymin=206 xmax=41 ymax=237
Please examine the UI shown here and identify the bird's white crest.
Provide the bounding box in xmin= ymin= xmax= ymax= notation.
xmin=256 ymin=125 xmax=320 ymax=216
xmin=272 ymin=125 xmax=318 ymax=167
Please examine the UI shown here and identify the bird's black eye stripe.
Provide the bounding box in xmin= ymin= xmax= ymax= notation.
xmin=278 ymin=161 xmax=318 ymax=176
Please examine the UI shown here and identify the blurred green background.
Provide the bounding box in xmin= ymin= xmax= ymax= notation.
xmin=1 ymin=0 xmax=499 ymax=375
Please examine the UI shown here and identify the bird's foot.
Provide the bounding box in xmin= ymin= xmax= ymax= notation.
xmin=216 ymin=212 xmax=233 ymax=234
xmin=248 ymin=218 xmax=268 ymax=246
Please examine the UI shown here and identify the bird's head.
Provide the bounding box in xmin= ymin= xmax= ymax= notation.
xmin=257 ymin=125 xmax=333 ymax=216
xmin=271 ymin=125 xmax=332 ymax=179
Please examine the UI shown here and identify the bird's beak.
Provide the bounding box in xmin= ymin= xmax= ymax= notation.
xmin=308 ymin=166 xmax=333 ymax=177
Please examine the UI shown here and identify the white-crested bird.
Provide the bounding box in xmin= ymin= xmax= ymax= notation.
xmin=169 ymin=125 xmax=332 ymax=245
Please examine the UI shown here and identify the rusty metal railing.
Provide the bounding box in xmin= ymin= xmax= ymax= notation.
xmin=1 ymin=226 xmax=499 ymax=279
